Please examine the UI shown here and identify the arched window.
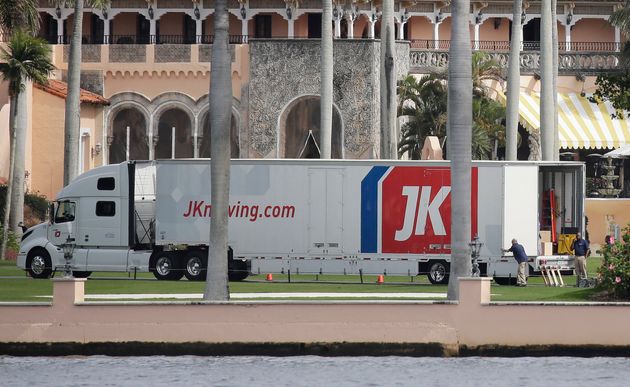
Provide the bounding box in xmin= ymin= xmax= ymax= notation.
xmin=109 ymin=107 xmax=149 ymax=164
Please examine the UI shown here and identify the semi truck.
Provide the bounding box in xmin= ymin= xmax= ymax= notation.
xmin=17 ymin=159 xmax=585 ymax=284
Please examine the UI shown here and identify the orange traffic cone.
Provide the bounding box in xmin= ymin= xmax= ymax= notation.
xmin=266 ymin=273 xmax=273 ymax=281
xmin=377 ymin=275 xmax=384 ymax=284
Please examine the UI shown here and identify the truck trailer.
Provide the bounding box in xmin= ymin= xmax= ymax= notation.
xmin=17 ymin=159 xmax=585 ymax=284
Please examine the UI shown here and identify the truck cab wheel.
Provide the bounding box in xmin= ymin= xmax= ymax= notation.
xmin=26 ymin=249 xmax=52 ymax=279
xmin=428 ymin=261 xmax=449 ymax=284
xmin=151 ymin=252 xmax=183 ymax=280
xmin=184 ymin=251 xmax=207 ymax=281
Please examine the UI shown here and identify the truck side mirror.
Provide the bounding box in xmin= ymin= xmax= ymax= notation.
xmin=48 ymin=203 xmax=55 ymax=224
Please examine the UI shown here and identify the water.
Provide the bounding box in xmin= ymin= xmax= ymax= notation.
xmin=2 ymin=356 xmax=629 ymax=386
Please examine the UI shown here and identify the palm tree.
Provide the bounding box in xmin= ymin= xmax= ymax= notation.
xmin=0 ymin=31 xmax=54 ymax=259
xmin=62 ymin=0 xmax=110 ymax=186
xmin=552 ymin=0 xmax=559 ymax=161
xmin=540 ymin=0 xmax=554 ymax=161
xmin=320 ymin=0 xmax=333 ymax=159
xmin=380 ymin=0 xmax=396 ymax=159
xmin=0 ymin=0 xmax=39 ymax=259
xmin=0 ymin=0 xmax=39 ymax=35
xmin=610 ymin=0 xmax=630 ymax=67
xmin=505 ymin=0 xmax=522 ymax=161
xmin=446 ymin=0 xmax=472 ymax=300
xmin=397 ymin=75 xmax=447 ymax=159
xmin=472 ymin=97 xmax=506 ymax=160
xmin=203 ymin=0 xmax=231 ymax=301
xmin=398 ymin=53 xmax=502 ymax=160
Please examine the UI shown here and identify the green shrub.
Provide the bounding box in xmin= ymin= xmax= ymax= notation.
xmin=0 ymin=185 xmax=50 ymax=226
xmin=0 ymin=225 xmax=20 ymax=260
xmin=596 ymin=224 xmax=630 ymax=299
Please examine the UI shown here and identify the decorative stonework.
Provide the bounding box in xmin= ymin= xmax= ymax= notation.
xmin=155 ymin=44 xmax=191 ymax=63
xmin=109 ymin=45 xmax=147 ymax=63
xmin=248 ymin=39 xmax=410 ymax=159
xmin=199 ymin=45 xmax=235 ymax=63
xmin=63 ymin=44 xmax=101 ymax=63
xmin=410 ymin=49 xmax=621 ymax=75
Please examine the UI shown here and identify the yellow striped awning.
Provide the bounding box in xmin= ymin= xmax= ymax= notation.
xmin=517 ymin=92 xmax=630 ymax=149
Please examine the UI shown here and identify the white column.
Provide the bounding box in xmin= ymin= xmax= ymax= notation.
xmin=242 ymin=18 xmax=248 ymax=37
xmin=196 ymin=19 xmax=202 ymax=44
xmin=565 ymin=23 xmax=571 ymax=51
xmin=288 ymin=19 xmax=295 ymax=38
xmin=398 ymin=21 xmax=405 ymax=40
xmin=433 ymin=22 xmax=440 ymax=49
xmin=57 ymin=19 xmax=64 ymax=44
xmin=171 ymin=127 xmax=175 ymax=159
xmin=474 ymin=23 xmax=480 ymax=50
xmin=103 ymin=19 xmax=110 ymax=44
xmin=347 ymin=15 xmax=355 ymax=39
xmin=150 ymin=19 xmax=156 ymax=44
xmin=334 ymin=11 xmax=341 ymax=39
xmin=368 ymin=19 xmax=376 ymax=39
xmin=615 ymin=26 xmax=621 ymax=52
xmin=126 ymin=126 xmax=130 ymax=161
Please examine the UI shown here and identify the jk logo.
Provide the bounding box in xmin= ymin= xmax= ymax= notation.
xmin=394 ymin=186 xmax=451 ymax=241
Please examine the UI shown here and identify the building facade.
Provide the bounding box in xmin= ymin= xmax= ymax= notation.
xmin=0 ymin=0 xmax=628 ymax=199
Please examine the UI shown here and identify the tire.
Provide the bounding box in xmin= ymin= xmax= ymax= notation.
xmin=184 ymin=251 xmax=207 ymax=281
xmin=494 ymin=277 xmax=517 ymax=286
xmin=26 ymin=248 xmax=52 ymax=279
xmin=72 ymin=271 xmax=92 ymax=278
xmin=151 ymin=252 xmax=183 ymax=280
xmin=228 ymin=259 xmax=249 ymax=281
xmin=427 ymin=261 xmax=449 ymax=284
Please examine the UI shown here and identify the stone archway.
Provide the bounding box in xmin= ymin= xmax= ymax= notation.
xmin=109 ymin=107 xmax=149 ymax=164
xmin=199 ymin=111 xmax=240 ymax=158
xmin=155 ymin=108 xmax=193 ymax=159
xmin=279 ymin=96 xmax=343 ymax=159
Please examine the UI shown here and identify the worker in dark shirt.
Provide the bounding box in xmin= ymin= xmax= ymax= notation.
xmin=502 ymin=238 xmax=529 ymax=286
xmin=572 ymin=232 xmax=590 ymax=283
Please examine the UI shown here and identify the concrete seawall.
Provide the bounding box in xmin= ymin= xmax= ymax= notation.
xmin=2 ymin=277 xmax=630 ymax=356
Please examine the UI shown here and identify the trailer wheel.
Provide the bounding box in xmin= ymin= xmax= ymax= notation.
xmin=151 ymin=252 xmax=183 ymax=280
xmin=428 ymin=261 xmax=449 ymax=284
xmin=26 ymin=248 xmax=52 ymax=279
xmin=184 ymin=251 xmax=207 ymax=281
xmin=228 ymin=259 xmax=249 ymax=281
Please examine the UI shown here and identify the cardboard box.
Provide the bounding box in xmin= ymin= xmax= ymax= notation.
xmin=542 ymin=242 xmax=554 ymax=256
xmin=540 ymin=231 xmax=552 ymax=243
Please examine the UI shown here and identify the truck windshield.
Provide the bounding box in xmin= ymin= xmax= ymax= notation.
xmin=54 ymin=201 xmax=76 ymax=223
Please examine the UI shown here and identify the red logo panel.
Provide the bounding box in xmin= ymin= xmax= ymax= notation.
xmin=381 ymin=166 xmax=478 ymax=254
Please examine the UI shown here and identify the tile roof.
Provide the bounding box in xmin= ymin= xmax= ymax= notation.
xmin=34 ymin=79 xmax=109 ymax=105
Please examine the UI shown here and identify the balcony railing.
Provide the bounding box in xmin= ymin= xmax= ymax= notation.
xmin=410 ymin=39 xmax=623 ymax=52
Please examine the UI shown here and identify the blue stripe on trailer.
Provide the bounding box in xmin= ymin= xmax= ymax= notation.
xmin=360 ymin=166 xmax=389 ymax=253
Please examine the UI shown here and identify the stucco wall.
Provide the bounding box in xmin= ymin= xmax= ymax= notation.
xmin=2 ymin=278 xmax=630 ymax=355
xmin=585 ymin=199 xmax=630 ymax=246
xmin=0 ymin=81 xmax=10 ymax=182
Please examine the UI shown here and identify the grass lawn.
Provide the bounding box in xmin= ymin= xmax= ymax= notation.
xmin=0 ymin=258 xmax=605 ymax=302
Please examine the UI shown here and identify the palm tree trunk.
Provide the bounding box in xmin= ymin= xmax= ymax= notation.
xmin=552 ymin=0 xmax=559 ymax=161
xmin=540 ymin=0 xmax=554 ymax=161
xmin=204 ymin=0 xmax=231 ymax=301
xmin=63 ymin=0 xmax=84 ymax=185
xmin=1 ymin=95 xmax=17 ymax=260
xmin=380 ymin=0 xmax=396 ymax=159
xmin=505 ymin=0 xmax=522 ymax=161
xmin=320 ymin=0 xmax=333 ymax=159
xmin=446 ymin=0 xmax=472 ymax=301
xmin=9 ymin=85 xmax=27 ymax=233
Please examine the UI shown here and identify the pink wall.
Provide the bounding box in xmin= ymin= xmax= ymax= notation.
xmin=159 ymin=13 xmax=184 ymax=36
xmin=408 ymin=16 xmax=432 ymax=40
xmin=571 ymin=18 xmax=614 ymax=42
xmin=3 ymin=278 xmax=630 ymax=352
xmin=112 ymin=13 xmax=137 ymax=36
